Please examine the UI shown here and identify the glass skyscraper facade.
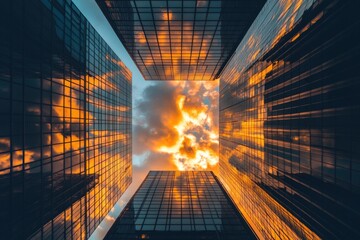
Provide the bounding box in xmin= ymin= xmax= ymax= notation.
xmin=105 ymin=171 xmax=255 ymax=240
xmin=96 ymin=0 xmax=265 ymax=81
xmin=1 ymin=0 xmax=359 ymax=239
xmin=0 ymin=0 xmax=132 ymax=239
xmin=219 ymin=0 xmax=360 ymax=239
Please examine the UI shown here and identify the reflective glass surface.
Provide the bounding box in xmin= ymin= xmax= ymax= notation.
xmin=96 ymin=0 xmax=266 ymax=81
xmin=106 ymin=171 xmax=255 ymax=240
xmin=0 ymin=0 xmax=132 ymax=239
xmin=219 ymin=0 xmax=360 ymax=239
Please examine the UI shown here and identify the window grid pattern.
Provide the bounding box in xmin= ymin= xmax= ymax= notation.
xmin=106 ymin=171 xmax=255 ymax=240
xmin=0 ymin=0 xmax=132 ymax=239
xmin=96 ymin=0 xmax=265 ymax=81
xmin=219 ymin=0 xmax=360 ymax=239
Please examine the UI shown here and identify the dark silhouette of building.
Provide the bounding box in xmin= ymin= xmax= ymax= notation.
xmin=105 ymin=171 xmax=256 ymax=240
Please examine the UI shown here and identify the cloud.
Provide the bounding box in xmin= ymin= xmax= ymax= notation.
xmin=133 ymin=80 xmax=219 ymax=171
xmin=133 ymin=83 xmax=182 ymax=154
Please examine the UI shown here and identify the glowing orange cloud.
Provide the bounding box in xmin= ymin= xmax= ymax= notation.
xmin=134 ymin=80 xmax=219 ymax=171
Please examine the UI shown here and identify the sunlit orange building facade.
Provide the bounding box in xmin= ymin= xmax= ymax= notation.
xmin=219 ymin=0 xmax=360 ymax=239
xmin=0 ymin=0 xmax=132 ymax=239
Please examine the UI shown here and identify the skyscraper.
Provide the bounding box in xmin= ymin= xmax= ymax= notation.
xmin=0 ymin=0 xmax=132 ymax=239
xmin=105 ymin=171 xmax=255 ymax=240
xmin=96 ymin=0 xmax=266 ymax=81
xmin=219 ymin=0 xmax=360 ymax=239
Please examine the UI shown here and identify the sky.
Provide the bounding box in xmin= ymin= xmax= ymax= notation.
xmin=72 ymin=0 xmax=219 ymax=239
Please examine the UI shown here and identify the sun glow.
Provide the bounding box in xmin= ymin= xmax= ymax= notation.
xmin=154 ymin=81 xmax=219 ymax=171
